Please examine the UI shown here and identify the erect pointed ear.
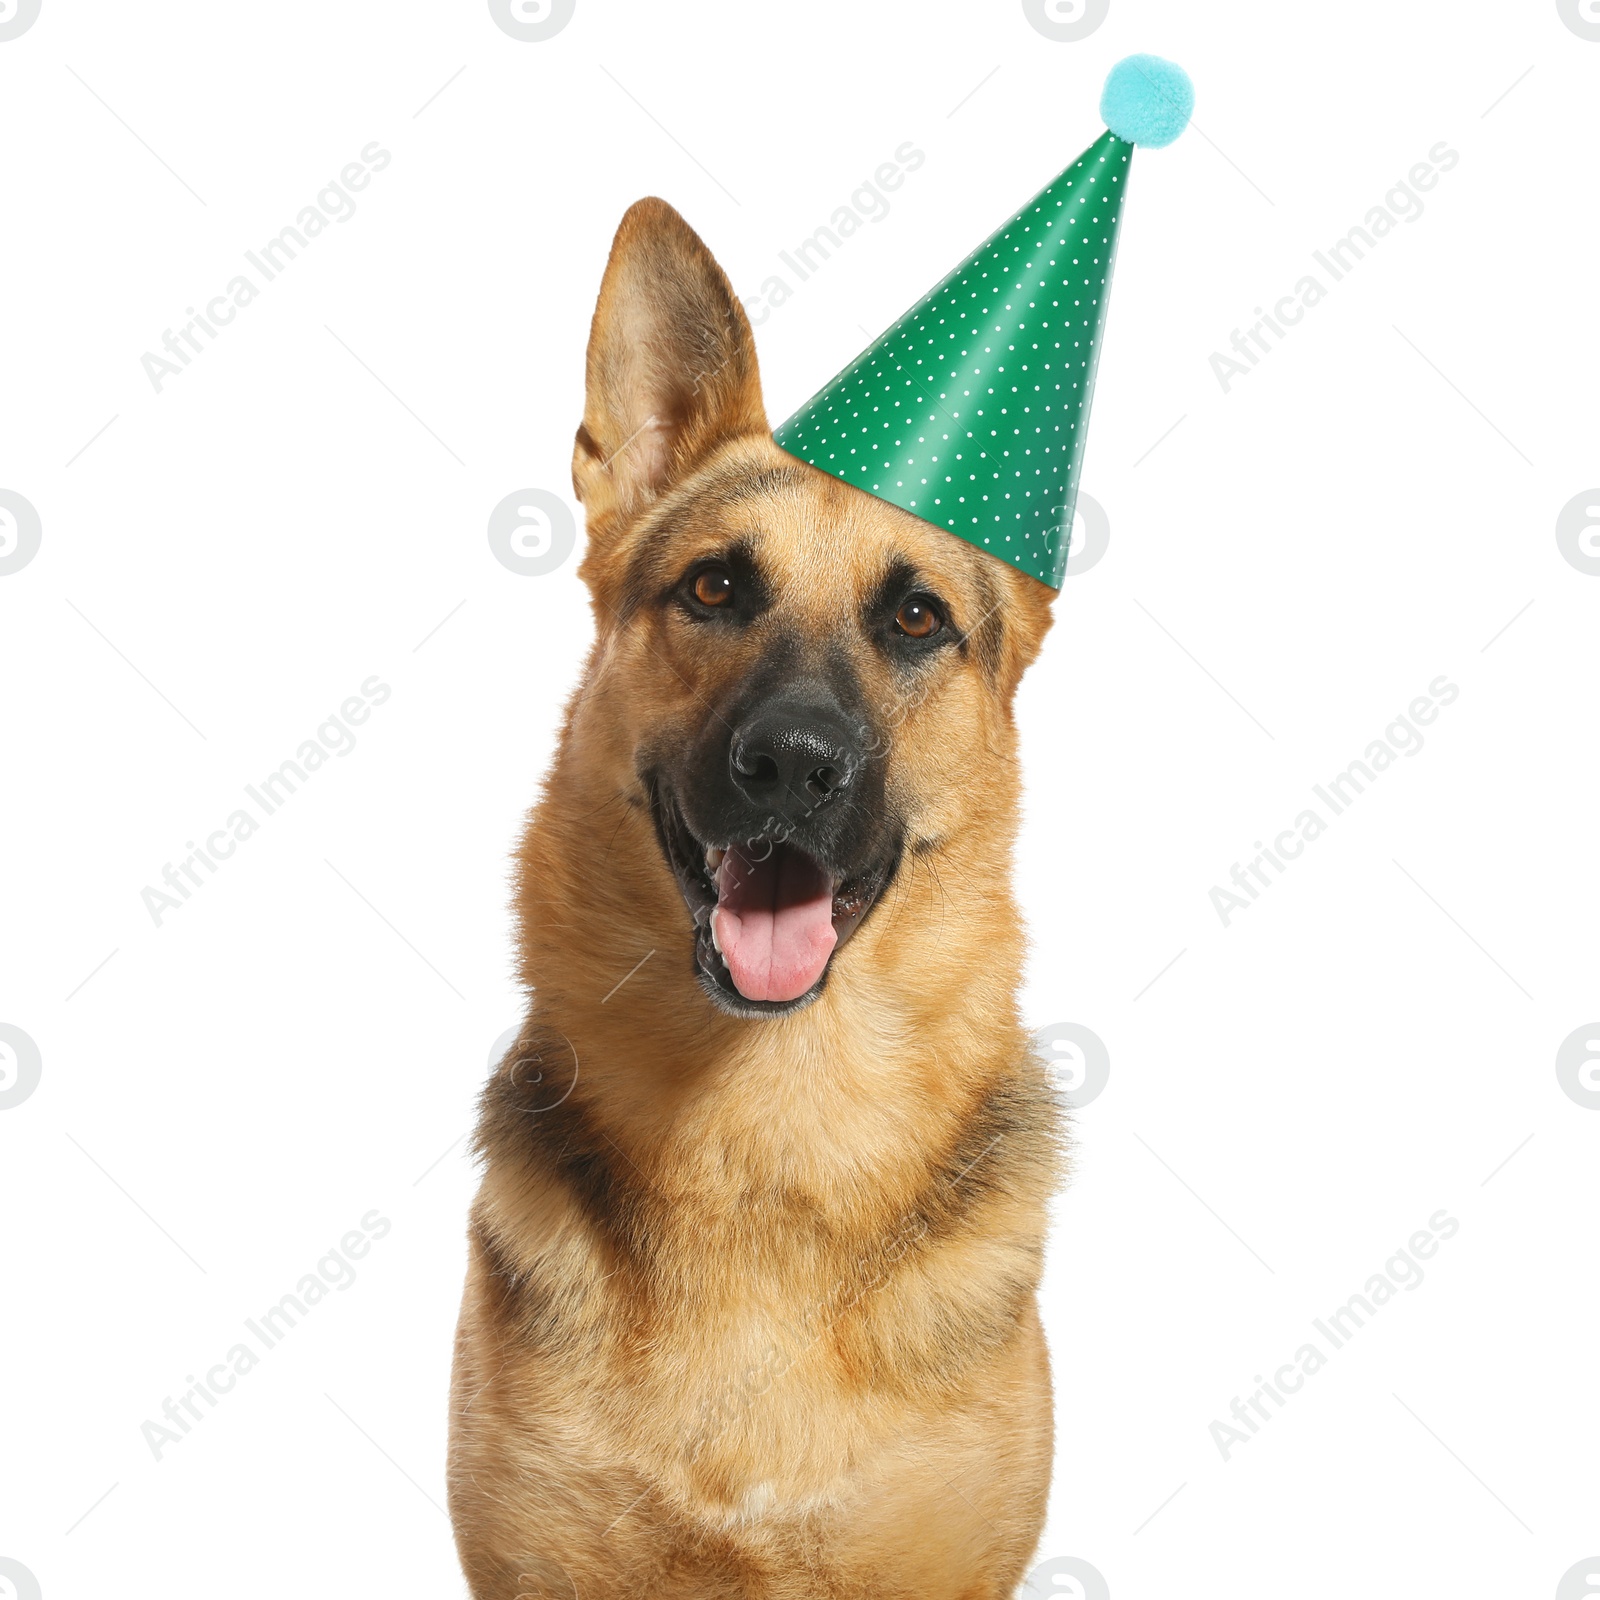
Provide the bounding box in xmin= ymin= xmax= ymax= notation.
xmin=572 ymin=198 xmax=767 ymax=531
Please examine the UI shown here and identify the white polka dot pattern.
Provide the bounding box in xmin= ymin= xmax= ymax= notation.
xmin=774 ymin=130 xmax=1132 ymax=589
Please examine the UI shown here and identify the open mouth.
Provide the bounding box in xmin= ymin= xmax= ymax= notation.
xmin=650 ymin=786 xmax=897 ymax=1016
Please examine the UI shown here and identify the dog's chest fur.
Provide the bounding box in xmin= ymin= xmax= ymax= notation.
xmin=464 ymin=1038 xmax=1053 ymax=1524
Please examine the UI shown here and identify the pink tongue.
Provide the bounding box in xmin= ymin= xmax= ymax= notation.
xmin=711 ymin=844 xmax=837 ymax=1004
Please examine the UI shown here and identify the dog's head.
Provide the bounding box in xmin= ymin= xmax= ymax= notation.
xmin=566 ymin=199 xmax=1056 ymax=1020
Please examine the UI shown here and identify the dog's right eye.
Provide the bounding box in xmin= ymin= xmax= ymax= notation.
xmin=691 ymin=565 xmax=735 ymax=608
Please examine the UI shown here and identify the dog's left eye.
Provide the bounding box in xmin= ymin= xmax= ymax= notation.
xmin=691 ymin=566 xmax=735 ymax=607
xmin=894 ymin=597 xmax=942 ymax=639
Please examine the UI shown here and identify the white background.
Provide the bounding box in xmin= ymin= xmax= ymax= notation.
xmin=2 ymin=2 xmax=1597 ymax=1596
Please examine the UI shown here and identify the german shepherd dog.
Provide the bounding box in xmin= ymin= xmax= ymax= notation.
xmin=450 ymin=198 xmax=1062 ymax=1598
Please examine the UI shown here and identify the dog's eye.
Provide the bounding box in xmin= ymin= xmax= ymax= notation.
xmin=692 ymin=566 xmax=735 ymax=607
xmin=894 ymin=597 xmax=942 ymax=639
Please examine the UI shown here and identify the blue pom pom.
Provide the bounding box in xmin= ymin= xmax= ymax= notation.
xmin=1100 ymin=55 xmax=1193 ymax=149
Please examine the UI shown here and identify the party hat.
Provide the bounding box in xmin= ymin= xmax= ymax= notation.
xmin=774 ymin=55 xmax=1192 ymax=588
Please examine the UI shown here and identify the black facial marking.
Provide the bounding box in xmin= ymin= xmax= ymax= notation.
xmin=670 ymin=535 xmax=770 ymax=624
xmin=866 ymin=557 xmax=961 ymax=661
xmin=613 ymin=498 xmax=692 ymax=625
xmin=969 ymin=560 xmax=1006 ymax=681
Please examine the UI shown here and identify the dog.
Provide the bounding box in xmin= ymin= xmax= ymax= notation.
xmin=449 ymin=197 xmax=1063 ymax=1598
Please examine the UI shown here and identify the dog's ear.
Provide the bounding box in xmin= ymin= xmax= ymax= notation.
xmin=573 ymin=198 xmax=766 ymax=531
xmin=1004 ymin=567 xmax=1057 ymax=686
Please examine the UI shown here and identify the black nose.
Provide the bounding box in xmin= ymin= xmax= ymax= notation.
xmin=729 ymin=694 xmax=862 ymax=823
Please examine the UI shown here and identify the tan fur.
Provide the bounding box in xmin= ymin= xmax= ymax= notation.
xmin=450 ymin=198 xmax=1063 ymax=1598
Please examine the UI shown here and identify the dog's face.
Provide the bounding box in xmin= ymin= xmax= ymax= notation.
xmin=569 ymin=200 xmax=1055 ymax=1019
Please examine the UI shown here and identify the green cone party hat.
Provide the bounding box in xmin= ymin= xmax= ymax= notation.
xmin=774 ymin=55 xmax=1192 ymax=588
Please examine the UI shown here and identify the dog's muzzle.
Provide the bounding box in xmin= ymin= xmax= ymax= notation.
xmin=648 ymin=682 xmax=899 ymax=1018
